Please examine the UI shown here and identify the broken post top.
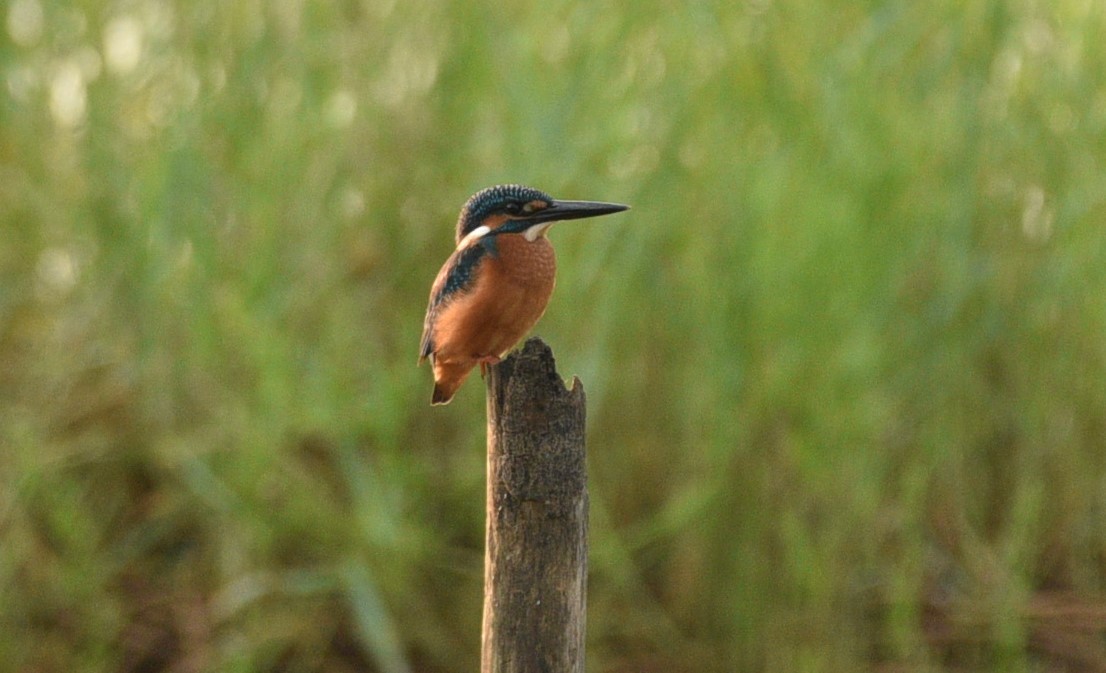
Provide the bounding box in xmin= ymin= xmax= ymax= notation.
xmin=486 ymin=337 xmax=584 ymax=413
xmin=484 ymin=337 xmax=587 ymax=504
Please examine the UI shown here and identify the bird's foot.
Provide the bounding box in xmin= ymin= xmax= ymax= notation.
xmin=478 ymin=355 xmax=502 ymax=378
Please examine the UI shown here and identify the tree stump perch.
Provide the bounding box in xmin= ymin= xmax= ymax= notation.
xmin=482 ymin=337 xmax=588 ymax=673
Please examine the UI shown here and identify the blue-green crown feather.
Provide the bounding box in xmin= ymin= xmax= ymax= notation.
xmin=455 ymin=184 xmax=552 ymax=242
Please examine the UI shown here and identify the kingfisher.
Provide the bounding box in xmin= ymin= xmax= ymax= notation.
xmin=419 ymin=184 xmax=629 ymax=405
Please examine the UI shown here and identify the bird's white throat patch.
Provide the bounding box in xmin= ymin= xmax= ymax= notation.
xmin=523 ymin=222 xmax=553 ymax=242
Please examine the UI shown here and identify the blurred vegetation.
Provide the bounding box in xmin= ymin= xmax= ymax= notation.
xmin=3 ymin=0 xmax=1106 ymax=671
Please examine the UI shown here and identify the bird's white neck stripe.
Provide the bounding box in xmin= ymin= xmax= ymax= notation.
xmin=456 ymin=225 xmax=491 ymax=251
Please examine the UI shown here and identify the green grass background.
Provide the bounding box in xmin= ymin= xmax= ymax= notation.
xmin=3 ymin=0 xmax=1106 ymax=671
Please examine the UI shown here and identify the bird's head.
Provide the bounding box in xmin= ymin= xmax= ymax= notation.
xmin=454 ymin=184 xmax=628 ymax=250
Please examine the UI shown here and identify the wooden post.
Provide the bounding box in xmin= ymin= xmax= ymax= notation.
xmin=481 ymin=337 xmax=588 ymax=673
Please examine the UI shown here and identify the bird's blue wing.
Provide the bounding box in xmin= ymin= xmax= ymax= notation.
xmin=419 ymin=237 xmax=497 ymax=362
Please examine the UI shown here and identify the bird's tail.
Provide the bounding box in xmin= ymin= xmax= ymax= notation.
xmin=430 ymin=362 xmax=472 ymax=405
xmin=431 ymin=382 xmax=457 ymax=405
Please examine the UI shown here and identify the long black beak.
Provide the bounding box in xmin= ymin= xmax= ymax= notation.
xmin=529 ymin=199 xmax=630 ymax=224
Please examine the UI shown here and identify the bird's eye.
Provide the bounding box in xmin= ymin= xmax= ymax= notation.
xmin=503 ymin=202 xmax=522 ymax=215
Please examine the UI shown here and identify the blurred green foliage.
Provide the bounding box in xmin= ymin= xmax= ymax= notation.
xmin=3 ymin=0 xmax=1106 ymax=671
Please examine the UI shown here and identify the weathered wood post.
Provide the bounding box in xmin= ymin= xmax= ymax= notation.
xmin=481 ymin=337 xmax=588 ymax=673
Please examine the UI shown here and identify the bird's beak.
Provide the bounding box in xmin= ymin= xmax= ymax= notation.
xmin=528 ymin=200 xmax=630 ymax=224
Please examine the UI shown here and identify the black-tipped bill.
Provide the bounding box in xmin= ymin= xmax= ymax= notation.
xmin=529 ymin=199 xmax=630 ymax=224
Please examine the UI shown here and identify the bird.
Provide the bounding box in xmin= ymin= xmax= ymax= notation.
xmin=419 ymin=184 xmax=629 ymax=405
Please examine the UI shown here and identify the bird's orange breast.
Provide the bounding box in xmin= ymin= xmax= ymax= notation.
xmin=432 ymin=234 xmax=556 ymax=363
